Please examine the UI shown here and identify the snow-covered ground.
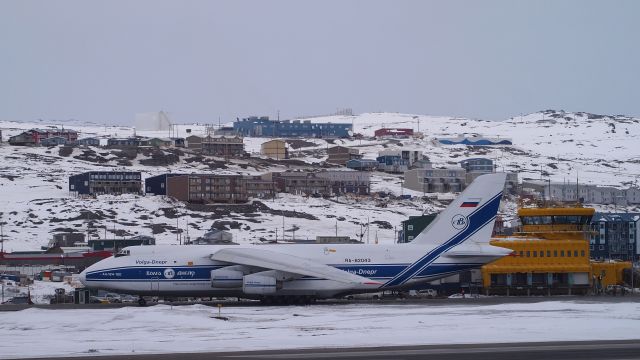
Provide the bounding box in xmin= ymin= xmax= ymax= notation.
xmin=0 ymin=300 xmax=638 ymax=358
xmin=1 ymin=110 xmax=638 ymax=252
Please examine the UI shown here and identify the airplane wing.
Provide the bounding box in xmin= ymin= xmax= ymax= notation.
xmin=210 ymin=248 xmax=380 ymax=285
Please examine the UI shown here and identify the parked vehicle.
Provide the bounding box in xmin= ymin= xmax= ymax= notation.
xmin=418 ymin=289 xmax=438 ymax=298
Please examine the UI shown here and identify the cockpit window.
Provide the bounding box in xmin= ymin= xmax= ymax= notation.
xmin=114 ymin=249 xmax=130 ymax=257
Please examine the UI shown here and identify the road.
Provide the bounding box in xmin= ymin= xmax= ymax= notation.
xmin=15 ymin=341 xmax=640 ymax=360
xmin=1 ymin=294 xmax=639 ymax=311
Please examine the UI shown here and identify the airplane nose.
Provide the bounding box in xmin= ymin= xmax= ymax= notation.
xmin=78 ymin=270 xmax=87 ymax=286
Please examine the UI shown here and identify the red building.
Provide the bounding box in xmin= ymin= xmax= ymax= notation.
xmin=374 ymin=128 xmax=414 ymax=138
xmin=9 ymin=128 xmax=79 ymax=146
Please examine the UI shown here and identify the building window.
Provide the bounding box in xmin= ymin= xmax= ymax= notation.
xmin=599 ymin=245 xmax=604 ymax=250
xmin=547 ymin=250 xmax=551 ymax=257
xmin=574 ymin=250 xmax=578 ymax=257
xmin=407 ymin=225 xmax=414 ymax=231
xmin=560 ymin=250 xmax=565 ymax=257
xmin=526 ymin=251 xmax=530 ymax=257
xmin=581 ymin=250 xmax=586 ymax=257
xmin=567 ymin=251 xmax=571 ymax=257
xmin=554 ymin=250 xmax=558 ymax=257
xmin=408 ymin=236 xmax=414 ymax=241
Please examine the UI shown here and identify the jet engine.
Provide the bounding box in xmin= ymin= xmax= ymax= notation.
xmin=242 ymin=274 xmax=278 ymax=295
xmin=210 ymin=269 xmax=244 ymax=288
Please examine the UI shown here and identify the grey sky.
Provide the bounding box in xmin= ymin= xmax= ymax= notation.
xmin=1 ymin=0 xmax=638 ymax=124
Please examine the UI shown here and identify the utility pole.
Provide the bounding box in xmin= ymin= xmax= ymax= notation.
xmin=366 ymin=217 xmax=370 ymax=244
xmin=282 ymin=215 xmax=285 ymax=242
xmin=0 ymin=221 xmax=4 ymax=253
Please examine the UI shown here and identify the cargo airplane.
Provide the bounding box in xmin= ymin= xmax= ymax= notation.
xmin=80 ymin=173 xmax=510 ymax=305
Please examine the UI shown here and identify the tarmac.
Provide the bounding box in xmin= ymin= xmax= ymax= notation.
xmin=14 ymin=340 xmax=640 ymax=360
xmin=1 ymin=294 xmax=639 ymax=311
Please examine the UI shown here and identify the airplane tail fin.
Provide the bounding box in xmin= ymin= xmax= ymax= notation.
xmin=410 ymin=173 xmax=506 ymax=246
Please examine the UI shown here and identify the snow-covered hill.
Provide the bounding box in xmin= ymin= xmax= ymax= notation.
xmin=0 ymin=110 xmax=638 ymax=252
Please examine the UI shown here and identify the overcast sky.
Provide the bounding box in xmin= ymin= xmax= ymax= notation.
xmin=1 ymin=0 xmax=638 ymax=125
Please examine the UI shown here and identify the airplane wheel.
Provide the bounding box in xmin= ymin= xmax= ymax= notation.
xmin=138 ymin=297 xmax=147 ymax=307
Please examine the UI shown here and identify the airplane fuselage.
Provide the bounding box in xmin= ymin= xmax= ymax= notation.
xmin=81 ymin=243 xmax=506 ymax=298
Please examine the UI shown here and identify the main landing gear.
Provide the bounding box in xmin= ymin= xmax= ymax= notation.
xmin=138 ymin=297 xmax=147 ymax=307
xmin=259 ymin=295 xmax=316 ymax=305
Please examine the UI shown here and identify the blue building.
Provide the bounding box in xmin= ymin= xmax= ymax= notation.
xmin=233 ymin=116 xmax=352 ymax=138
xmin=145 ymin=173 xmax=186 ymax=195
xmin=346 ymin=159 xmax=379 ymax=171
xmin=590 ymin=212 xmax=639 ymax=262
xmin=376 ymin=155 xmax=409 ymax=173
xmin=437 ymin=136 xmax=512 ymax=146
xmin=69 ymin=171 xmax=142 ymax=196
xmin=40 ymin=136 xmax=68 ymax=146
xmin=460 ymin=158 xmax=494 ymax=173
xmin=76 ymin=137 xmax=101 ymax=146
xmin=107 ymin=138 xmax=139 ymax=147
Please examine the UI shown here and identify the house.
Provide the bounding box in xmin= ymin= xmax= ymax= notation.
xmin=461 ymin=158 xmax=494 ymax=184
xmin=40 ymin=136 xmax=67 ymax=146
xmin=88 ymin=236 xmax=155 ymax=252
xmin=403 ymin=168 xmax=467 ymax=193
xmin=185 ymin=135 xmax=203 ymax=149
xmin=268 ymin=171 xmax=331 ymax=196
xmin=326 ymin=146 xmax=362 ymax=165
xmin=261 ymin=139 xmax=289 ymax=160
xmin=378 ymin=149 xmax=423 ymax=167
xmin=69 ymin=171 xmax=142 ymax=195
xmin=171 ymin=137 xmax=185 ymax=147
xmin=315 ymin=169 xmax=370 ymax=195
xmin=189 ymin=229 xmax=236 ymax=245
xmin=45 ymin=233 xmax=87 ymax=249
xmin=590 ymin=212 xmax=639 ymax=262
xmin=376 ymin=155 xmax=409 ymax=173
xmin=346 ymin=159 xmax=379 ymax=171
xmin=147 ymin=138 xmax=174 ymax=147
xmin=233 ymin=116 xmax=352 ymax=138
xmin=166 ymin=174 xmax=249 ymax=203
xmin=244 ymin=174 xmax=276 ymax=199
xmin=107 ymin=138 xmax=139 ymax=148
xmin=398 ymin=214 xmax=437 ymax=243
xmin=201 ymin=136 xmax=245 ymax=157
xmin=145 ymin=173 xmax=186 ymax=195
xmin=374 ymin=128 xmax=414 ymax=138
xmin=76 ymin=137 xmax=101 ymax=146
xmin=9 ymin=128 xmax=79 ymax=146
xmin=523 ymin=181 xmax=640 ymax=205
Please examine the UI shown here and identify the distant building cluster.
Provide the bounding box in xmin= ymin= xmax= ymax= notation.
xmin=70 ymin=169 xmax=371 ymax=201
xmin=233 ymin=116 xmax=352 ymax=138
xmin=436 ymin=136 xmax=513 ymax=146
xmin=523 ymin=181 xmax=640 ymax=205
xmin=8 ymin=128 xmax=78 ymax=146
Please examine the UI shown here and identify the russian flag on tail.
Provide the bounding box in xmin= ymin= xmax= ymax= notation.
xmin=460 ymin=198 xmax=482 ymax=207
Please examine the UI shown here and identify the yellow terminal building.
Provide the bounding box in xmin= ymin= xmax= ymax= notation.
xmin=482 ymin=207 xmax=630 ymax=295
